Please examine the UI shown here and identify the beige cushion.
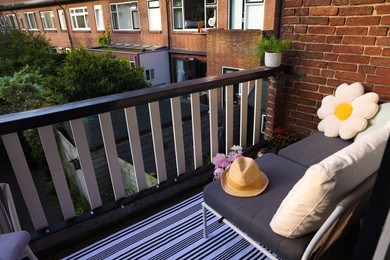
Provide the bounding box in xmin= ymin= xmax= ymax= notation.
xmin=270 ymin=125 xmax=390 ymax=238
xmin=355 ymin=103 xmax=390 ymax=140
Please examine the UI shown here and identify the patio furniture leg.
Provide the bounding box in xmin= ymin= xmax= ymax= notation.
xmin=202 ymin=203 xmax=208 ymax=238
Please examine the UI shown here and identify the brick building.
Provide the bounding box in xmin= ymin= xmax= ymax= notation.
xmin=0 ymin=0 xmax=278 ymax=87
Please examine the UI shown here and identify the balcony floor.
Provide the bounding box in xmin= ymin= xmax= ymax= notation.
xmin=44 ymin=188 xmax=272 ymax=260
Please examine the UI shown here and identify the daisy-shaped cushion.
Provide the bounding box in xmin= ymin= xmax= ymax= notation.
xmin=317 ymin=82 xmax=379 ymax=140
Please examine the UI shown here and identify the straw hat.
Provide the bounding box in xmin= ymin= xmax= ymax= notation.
xmin=221 ymin=157 xmax=269 ymax=197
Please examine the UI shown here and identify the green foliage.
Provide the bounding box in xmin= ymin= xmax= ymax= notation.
xmin=97 ymin=29 xmax=111 ymax=46
xmin=255 ymin=33 xmax=292 ymax=59
xmin=0 ymin=29 xmax=56 ymax=77
xmin=58 ymin=48 xmax=149 ymax=102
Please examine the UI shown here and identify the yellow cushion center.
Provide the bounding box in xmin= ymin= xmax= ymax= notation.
xmin=335 ymin=103 xmax=353 ymax=121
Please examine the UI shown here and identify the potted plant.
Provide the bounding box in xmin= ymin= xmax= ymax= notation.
xmin=255 ymin=33 xmax=291 ymax=67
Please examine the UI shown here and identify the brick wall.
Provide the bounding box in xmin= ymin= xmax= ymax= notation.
xmin=207 ymin=29 xmax=262 ymax=76
xmin=278 ymin=0 xmax=390 ymax=136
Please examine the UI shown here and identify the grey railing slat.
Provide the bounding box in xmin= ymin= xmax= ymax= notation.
xmin=124 ymin=107 xmax=147 ymax=191
xmin=98 ymin=112 xmax=125 ymax=200
xmin=252 ymin=79 xmax=263 ymax=145
xmin=240 ymin=82 xmax=249 ymax=147
xmin=70 ymin=119 xmax=102 ymax=209
xmin=225 ymin=85 xmax=234 ymax=154
xmin=208 ymin=89 xmax=219 ymax=157
xmin=38 ymin=126 xmax=76 ymax=220
xmin=148 ymin=102 xmax=167 ymax=183
xmin=191 ymin=93 xmax=203 ymax=169
xmin=1 ymin=133 xmax=48 ymax=229
xmin=170 ymin=97 xmax=186 ymax=176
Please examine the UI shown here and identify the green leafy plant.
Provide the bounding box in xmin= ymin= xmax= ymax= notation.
xmin=255 ymin=33 xmax=291 ymax=59
xmin=97 ymin=29 xmax=111 ymax=46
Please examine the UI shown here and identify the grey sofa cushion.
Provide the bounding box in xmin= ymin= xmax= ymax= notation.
xmin=203 ymin=153 xmax=312 ymax=260
xmin=278 ymin=131 xmax=352 ymax=168
xmin=0 ymin=231 xmax=30 ymax=260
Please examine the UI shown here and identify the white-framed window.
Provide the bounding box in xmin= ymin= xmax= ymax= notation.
xmin=145 ymin=69 xmax=155 ymax=81
xmin=25 ymin=12 xmax=39 ymax=30
xmin=6 ymin=14 xmax=18 ymax=29
xmin=147 ymin=0 xmax=162 ymax=31
xmin=221 ymin=67 xmax=242 ymax=108
xmin=40 ymin=11 xmax=56 ymax=30
xmin=173 ymin=0 xmax=217 ymax=30
xmin=110 ymin=2 xmax=140 ymax=30
xmin=94 ymin=5 xmax=104 ymax=30
xmin=57 ymin=9 xmax=67 ymax=30
xmin=17 ymin=14 xmax=25 ymax=30
xmin=230 ymin=0 xmax=264 ymax=29
xmin=69 ymin=7 xmax=90 ymax=30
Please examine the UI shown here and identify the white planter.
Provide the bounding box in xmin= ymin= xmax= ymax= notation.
xmin=264 ymin=52 xmax=282 ymax=67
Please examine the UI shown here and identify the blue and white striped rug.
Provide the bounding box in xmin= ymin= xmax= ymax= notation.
xmin=63 ymin=193 xmax=270 ymax=259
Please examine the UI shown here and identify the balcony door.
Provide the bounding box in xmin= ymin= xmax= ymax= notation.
xmin=229 ymin=0 xmax=264 ymax=29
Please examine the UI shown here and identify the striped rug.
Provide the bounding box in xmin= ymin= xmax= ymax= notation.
xmin=63 ymin=193 xmax=272 ymax=260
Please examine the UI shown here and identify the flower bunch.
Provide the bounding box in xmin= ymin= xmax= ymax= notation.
xmin=211 ymin=145 xmax=243 ymax=180
xmin=268 ymin=127 xmax=299 ymax=151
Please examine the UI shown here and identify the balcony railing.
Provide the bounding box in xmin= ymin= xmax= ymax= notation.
xmin=0 ymin=65 xmax=283 ymax=254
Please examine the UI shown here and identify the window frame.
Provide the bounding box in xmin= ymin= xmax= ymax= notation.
xmin=94 ymin=5 xmax=105 ymax=30
xmin=17 ymin=14 xmax=25 ymax=30
xmin=6 ymin=14 xmax=19 ymax=29
xmin=24 ymin=12 xmax=39 ymax=30
xmin=147 ymin=0 xmax=162 ymax=31
xmin=110 ymin=2 xmax=140 ymax=31
xmin=229 ymin=0 xmax=264 ymax=30
xmin=172 ymin=0 xmax=217 ymax=31
xmin=57 ymin=9 xmax=67 ymax=31
xmin=69 ymin=6 xmax=90 ymax=31
xmin=40 ymin=10 xmax=56 ymax=30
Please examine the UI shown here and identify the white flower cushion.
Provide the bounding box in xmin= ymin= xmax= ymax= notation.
xmin=270 ymin=124 xmax=390 ymax=238
xmin=317 ymin=82 xmax=379 ymax=140
xmin=355 ymin=103 xmax=390 ymax=140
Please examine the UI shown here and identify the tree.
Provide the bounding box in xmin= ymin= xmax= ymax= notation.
xmin=0 ymin=29 xmax=60 ymax=77
xmin=55 ymin=48 xmax=149 ymax=102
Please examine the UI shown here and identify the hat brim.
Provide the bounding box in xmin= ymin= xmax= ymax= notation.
xmin=221 ymin=167 xmax=269 ymax=197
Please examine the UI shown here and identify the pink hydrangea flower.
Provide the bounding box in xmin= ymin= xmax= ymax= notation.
xmin=211 ymin=145 xmax=243 ymax=180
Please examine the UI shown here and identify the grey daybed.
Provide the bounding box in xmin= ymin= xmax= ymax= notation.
xmin=202 ymin=127 xmax=389 ymax=259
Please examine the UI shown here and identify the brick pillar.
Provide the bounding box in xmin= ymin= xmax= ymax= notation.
xmin=264 ymin=74 xmax=287 ymax=140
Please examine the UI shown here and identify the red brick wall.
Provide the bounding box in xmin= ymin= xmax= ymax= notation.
xmin=207 ymin=29 xmax=262 ymax=76
xmin=278 ymin=0 xmax=390 ymax=136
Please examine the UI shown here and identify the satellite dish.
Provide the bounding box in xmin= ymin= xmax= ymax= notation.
xmin=208 ymin=17 xmax=215 ymax=27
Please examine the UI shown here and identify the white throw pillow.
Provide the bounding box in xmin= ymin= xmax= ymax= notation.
xmin=355 ymin=103 xmax=390 ymax=140
xmin=270 ymin=125 xmax=390 ymax=238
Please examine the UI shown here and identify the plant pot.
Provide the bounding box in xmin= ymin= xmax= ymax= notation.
xmin=264 ymin=52 xmax=282 ymax=67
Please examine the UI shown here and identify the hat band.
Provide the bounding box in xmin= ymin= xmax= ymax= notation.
xmin=227 ymin=177 xmax=260 ymax=192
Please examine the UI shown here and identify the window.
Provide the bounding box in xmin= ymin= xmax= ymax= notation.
xmin=174 ymin=58 xmax=206 ymax=82
xmin=6 ymin=14 xmax=18 ymax=29
xmin=94 ymin=5 xmax=104 ymax=30
xmin=110 ymin=2 xmax=140 ymax=30
xmin=40 ymin=11 xmax=56 ymax=30
xmin=17 ymin=14 xmax=24 ymax=29
xmin=145 ymin=69 xmax=155 ymax=81
xmin=230 ymin=0 xmax=264 ymax=29
xmin=57 ymin=9 xmax=67 ymax=30
xmin=25 ymin=12 xmax=39 ymax=30
xmin=221 ymin=67 xmax=241 ymax=108
xmin=147 ymin=0 xmax=162 ymax=31
xmin=70 ymin=7 xmax=90 ymax=30
xmin=173 ymin=0 xmax=217 ymax=30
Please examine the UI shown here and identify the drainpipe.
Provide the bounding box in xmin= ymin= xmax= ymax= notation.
xmin=275 ymin=0 xmax=283 ymax=38
xmin=165 ymin=0 xmax=171 ymax=49
xmin=59 ymin=4 xmax=73 ymax=47
xmin=166 ymin=0 xmax=172 ymax=82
